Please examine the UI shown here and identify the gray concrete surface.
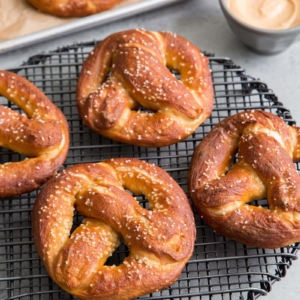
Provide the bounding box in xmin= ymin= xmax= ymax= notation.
xmin=0 ymin=0 xmax=299 ymax=299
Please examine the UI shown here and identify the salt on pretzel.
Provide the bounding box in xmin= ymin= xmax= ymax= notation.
xmin=0 ymin=70 xmax=69 ymax=198
xmin=26 ymin=0 xmax=122 ymax=17
xmin=188 ymin=110 xmax=300 ymax=249
xmin=77 ymin=29 xmax=214 ymax=147
xmin=32 ymin=158 xmax=195 ymax=300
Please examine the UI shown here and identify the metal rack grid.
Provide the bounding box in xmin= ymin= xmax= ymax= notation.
xmin=0 ymin=41 xmax=299 ymax=300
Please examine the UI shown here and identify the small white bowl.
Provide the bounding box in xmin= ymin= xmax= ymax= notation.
xmin=219 ymin=0 xmax=300 ymax=55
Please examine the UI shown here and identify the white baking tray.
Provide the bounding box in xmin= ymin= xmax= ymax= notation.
xmin=0 ymin=0 xmax=185 ymax=54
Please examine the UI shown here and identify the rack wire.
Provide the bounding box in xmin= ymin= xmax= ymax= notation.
xmin=0 ymin=41 xmax=299 ymax=300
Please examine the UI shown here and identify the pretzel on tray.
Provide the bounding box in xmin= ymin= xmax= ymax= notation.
xmin=26 ymin=0 xmax=122 ymax=17
xmin=0 ymin=70 xmax=69 ymax=198
xmin=77 ymin=29 xmax=214 ymax=147
xmin=188 ymin=110 xmax=300 ymax=249
xmin=32 ymin=158 xmax=195 ymax=300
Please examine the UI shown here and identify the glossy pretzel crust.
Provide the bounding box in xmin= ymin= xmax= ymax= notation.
xmin=188 ymin=110 xmax=300 ymax=249
xmin=0 ymin=70 xmax=69 ymax=198
xmin=32 ymin=158 xmax=195 ymax=299
xmin=77 ymin=29 xmax=214 ymax=147
xmin=26 ymin=0 xmax=122 ymax=17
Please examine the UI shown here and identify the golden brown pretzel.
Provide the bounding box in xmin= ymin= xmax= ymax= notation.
xmin=77 ymin=29 xmax=214 ymax=147
xmin=188 ymin=110 xmax=300 ymax=249
xmin=0 ymin=70 xmax=69 ymax=198
xmin=32 ymin=158 xmax=195 ymax=299
xmin=26 ymin=0 xmax=122 ymax=17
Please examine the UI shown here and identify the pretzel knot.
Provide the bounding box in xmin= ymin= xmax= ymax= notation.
xmin=188 ymin=110 xmax=300 ymax=249
xmin=32 ymin=158 xmax=195 ymax=299
xmin=26 ymin=0 xmax=122 ymax=17
xmin=0 ymin=70 xmax=69 ymax=198
xmin=77 ymin=29 xmax=214 ymax=147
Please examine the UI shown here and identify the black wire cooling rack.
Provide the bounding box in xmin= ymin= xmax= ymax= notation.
xmin=0 ymin=41 xmax=299 ymax=300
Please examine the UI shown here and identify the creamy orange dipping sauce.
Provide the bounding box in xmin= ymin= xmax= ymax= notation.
xmin=227 ymin=0 xmax=300 ymax=30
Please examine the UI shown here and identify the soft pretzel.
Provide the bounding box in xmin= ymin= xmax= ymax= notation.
xmin=0 ymin=70 xmax=69 ymax=198
xmin=26 ymin=0 xmax=122 ymax=17
xmin=188 ymin=110 xmax=300 ymax=249
xmin=32 ymin=158 xmax=195 ymax=300
xmin=77 ymin=29 xmax=214 ymax=147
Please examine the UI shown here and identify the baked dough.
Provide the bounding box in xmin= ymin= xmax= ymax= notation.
xmin=0 ymin=70 xmax=69 ymax=198
xmin=32 ymin=158 xmax=195 ymax=299
xmin=26 ymin=0 xmax=122 ymax=17
xmin=77 ymin=29 xmax=214 ymax=147
xmin=189 ymin=110 xmax=300 ymax=249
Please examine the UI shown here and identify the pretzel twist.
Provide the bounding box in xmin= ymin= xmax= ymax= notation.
xmin=26 ymin=0 xmax=122 ymax=17
xmin=77 ymin=29 xmax=214 ymax=147
xmin=188 ymin=110 xmax=300 ymax=249
xmin=0 ymin=71 xmax=69 ymax=198
xmin=32 ymin=158 xmax=195 ymax=299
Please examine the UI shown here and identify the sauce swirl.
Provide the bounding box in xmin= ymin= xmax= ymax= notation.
xmin=227 ymin=0 xmax=300 ymax=30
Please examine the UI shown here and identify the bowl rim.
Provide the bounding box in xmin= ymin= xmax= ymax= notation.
xmin=219 ymin=0 xmax=300 ymax=35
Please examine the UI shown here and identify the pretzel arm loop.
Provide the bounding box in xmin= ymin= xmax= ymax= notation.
xmin=55 ymin=219 xmax=120 ymax=290
xmin=0 ymin=106 xmax=63 ymax=157
xmin=239 ymin=130 xmax=300 ymax=212
xmin=77 ymin=41 xmax=117 ymax=115
xmin=0 ymin=71 xmax=64 ymax=120
xmin=162 ymin=32 xmax=214 ymax=115
xmin=112 ymin=41 xmax=200 ymax=118
xmin=196 ymin=162 xmax=266 ymax=211
xmin=189 ymin=125 xmax=241 ymax=193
